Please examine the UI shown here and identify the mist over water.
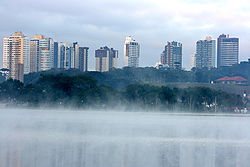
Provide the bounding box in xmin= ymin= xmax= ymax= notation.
xmin=0 ymin=108 xmax=250 ymax=167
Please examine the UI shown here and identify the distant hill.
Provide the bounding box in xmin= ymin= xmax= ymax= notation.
xmin=24 ymin=67 xmax=193 ymax=89
xmin=24 ymin=60 xmax=250 ymax=90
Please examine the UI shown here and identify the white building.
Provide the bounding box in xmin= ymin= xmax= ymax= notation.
xmin=195 ymin=36 xmax=216 ymax=69
xmin=124 ymin=36 xmax=140 ymax=67
xmin=3 ymin=32 xmax=29 ymax=82
xmin=190 ymin=53 xmax=196 ymax=69
xmin=58 ymin=42 xmax=89 ymax=71
xmin=29 ymin=35 xmax=55 ymax=73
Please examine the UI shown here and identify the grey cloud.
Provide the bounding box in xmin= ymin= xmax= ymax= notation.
xmin=0 ymin=0 xmax=250 ymax=70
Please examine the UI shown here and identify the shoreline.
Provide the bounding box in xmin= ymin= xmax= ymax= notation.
xmin=0 ymin=106 xmax=249 ymax=117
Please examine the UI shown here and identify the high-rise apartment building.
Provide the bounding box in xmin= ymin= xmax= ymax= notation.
xmin=161 ymin=41 xmax=182 ymax=69
xmin=23 ymin=38 xmax=30 ymax=75
xmin=190 ymin=54 xmax=196 ymax=69
xmin=71 ymin=43 xmax=89 ymax=71
xmin=95 ymin=46 xmax=118 ymax=72
xmin=79 ymin=47 xmax=89 ymax=72
xmin=53 ymin=42 xmax=58 ymax=69
xmin=124 ymin=36 xmax=140 ymax=67
xmin=71 ymin=42 xmax=79 ymax=69
xmin=2 ymin=33 xmax=89 ymax=80
xmin=217 ymin=34 xmax=239 ymax=67
xmin=29 ymin=35 xmax=55 ymax=73
xmin=195 ymin=37 xmax=216 ymax=69
xmin=57 ymin=42 xmax=89 ymax=71
xmin=3 ymin=32 xmax=29 ymax=82
xmin=29 ymin=38 xmax=39 ymax=73
xmin=58 ymin=42 xmax=70 ymax=69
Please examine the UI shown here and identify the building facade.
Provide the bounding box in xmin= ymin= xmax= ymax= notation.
xmin=79 ymin=47 xmax=89 ymax=72
xmin=190 ymin=54 xmax=196 ymax=69
xmin=161 ymin=41 xmax=182 ymax=69
xmin=195 ymin=37 xmax=216 ymax=69
xmin=2 ymin=32 xmax=29 ymax=82
xmin=58 ymin=42 xmax=71 ymax=69
xmin=29 ymin=35 xmax=55 ymax=73
xmin=2 ymin=33 xmax=89 ymax=81
xmin=29 ymin=38 xmax=39 ymax=73
xmin=95 ymin=46 xmax=118 ymax=72
xmin=53 ymin=42 xmax=58 ymax=69
xmin=217 ymin=34 xmax=239 ymax=67
xmin=71 ymin=42 xmax=79 ymax=69
xmin=124 ymin=36 xmax=140 ymax=67
xmin=57 ymin=42 xmax=89 ymax=71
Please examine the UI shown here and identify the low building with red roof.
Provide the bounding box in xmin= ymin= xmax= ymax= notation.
xmin=215 ymin=76 xmax=248 ymax=85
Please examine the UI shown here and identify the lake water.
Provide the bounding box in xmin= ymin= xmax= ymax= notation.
xmin=0 ymin=108 xmax=250 ymax=167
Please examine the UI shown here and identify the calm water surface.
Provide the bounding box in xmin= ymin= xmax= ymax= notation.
xmin=0 ymin=108 xmax=249 ymax=167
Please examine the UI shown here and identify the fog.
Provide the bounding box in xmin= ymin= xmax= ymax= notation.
xmin=0 ymin=108 xmax=250 ymax=167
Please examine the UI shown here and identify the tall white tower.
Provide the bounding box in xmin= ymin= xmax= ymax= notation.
xmin=124 ymin=36 xmax=140 ymax=67
xmin=29 ymin=35 xmax=55 ymax=72
xmin=3 ymin=32 xmax=29 ymax=82
xmin=195 ymin=36 xmax=216 ymax=69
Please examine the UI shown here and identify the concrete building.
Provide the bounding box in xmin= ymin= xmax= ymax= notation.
xmin=71 ymin=42 xmax=79 ymax=69
xmin=95 ymin=46 xmax=118 ymax=72
xmin=79 ymin=47 xmax=89 ymax=72
xmin=58 ymin=42 xmax=71 ymax=69
xmin=29 ymin=38 xmax=39 ymax=73
xmin=124 ymin=36 xmax=140 ymax=67
xmin=71 ymin=43 xmax=89 ymax=71
xmin=57 ymin=42 xmax=89 ymax=71
xmin=161 ymin=41 xmax=182 ymax=69
xmin=195 ymin=37 xmax=216 ymax=69
xmin=190 ymin=54 xmax=196 ymax=69
xmin=53 ymin=42 xmax=58 ymax=68
xmin=29 ymin=35 xmax=55 ymax=72
xmin=2 ymin=32 xmax=29 ymax=82
xmin=23 ymin=37 xmax=30 ymax=74
xmin=217 ymin=34 xmax=239 ymax=67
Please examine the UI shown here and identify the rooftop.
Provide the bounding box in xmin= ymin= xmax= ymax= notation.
xmin=216 ymin=76 xmax=247 ymax=81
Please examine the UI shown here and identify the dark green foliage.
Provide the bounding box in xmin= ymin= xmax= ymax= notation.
xmin=24 ymin=62 xmax=250 ymax=91
xmin=0 ymin=79 xmax=24 ymax=102
xmin=26 ymin=74 xmax=102 ymax=106
xmin=0 ymin=72 xmax=5 ymax=83
xmin=124 ymin=84 xmax=161 ymax=107
xmin=0 ymin=73 xmax=245 ymax=112
xmin=24 ymin=67 xmax=193 ymax=89
xmin=192 ymin=61 xmax=250 ymax=83
xmin=159 ymin=87 xmax=177 ymax=105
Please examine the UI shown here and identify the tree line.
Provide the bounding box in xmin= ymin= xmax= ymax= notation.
xmin=0 ymin=74 xmax=243 ymax=112
xmin=21 ymin=60 xmax=250 ymax=90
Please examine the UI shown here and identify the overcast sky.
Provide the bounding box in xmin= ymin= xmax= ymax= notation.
xmin=1 ymin=0 xmax=250 ymax=70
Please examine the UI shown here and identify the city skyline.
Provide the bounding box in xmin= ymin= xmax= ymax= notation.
xmin=3 ymin=32 xmax=90 ymax=81
xmin=1 ymin=0 xmax=250 ymax=70
xmin=1 ymin=32 xmax=245 ymax=73
xmin=1 ymin=31 xmax=248 ymax=70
